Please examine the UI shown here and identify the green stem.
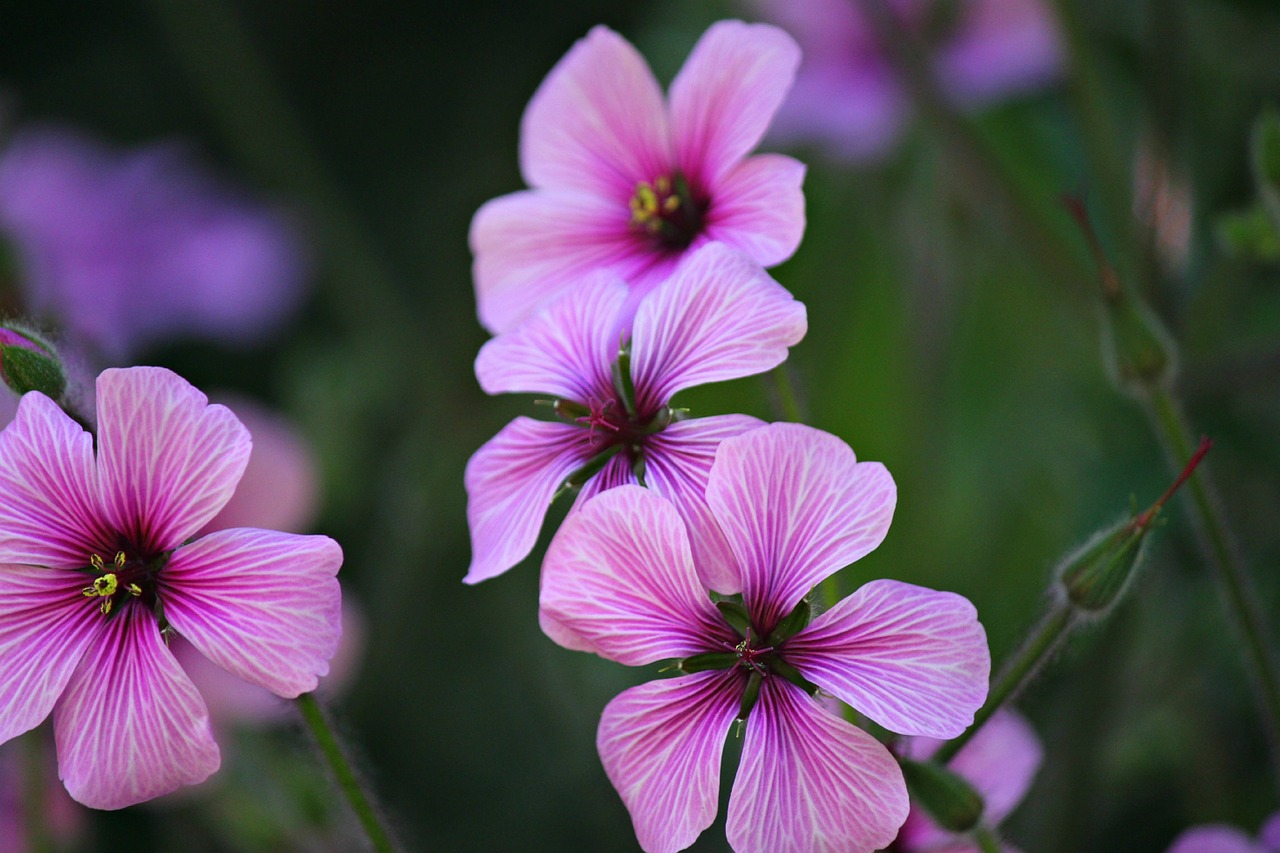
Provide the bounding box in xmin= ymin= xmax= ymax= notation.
xmin=296 ymin=693 xmax=399 ymax=853
xmin=770 ymin=365 xmax=804 ymax=424
xmin=934 ymin=603 xmax=1075 ymax=765
xmin=1145 ymin=387 xmax=1280 ymax=780
xmin=973 ymin=824 xmax=1004 ymax=853
xmin=21 ymin=735 xmax=53 ymax=853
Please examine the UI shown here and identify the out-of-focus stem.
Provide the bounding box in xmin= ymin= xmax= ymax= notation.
xmin=21 ymin=736 xmax=53 ymax=853
xmin=296 ymin=693 xmax=400 ymax=853
xmin=973 ymin=825 xmax=1003 ymax=853
xmin=771 ymin=365 xmax=804 ymax=424
xmin=934 ymin=603 xmax=1075 ymax=765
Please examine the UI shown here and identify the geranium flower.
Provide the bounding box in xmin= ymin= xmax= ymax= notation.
xmin=0 ymin=366 xmax=342 ymax=809
xmin=469 ymin=20 xmax=805 ymax=334
xmin=540 ymin=423 xmax=990 ymax=852
xmin=895 ymin=710 xmax=1042 ymax=852
xmin=747 ymin=0 xmax=1062 ymax=161
xmin=464 ymin=242 xmax=805 ymax=588
xmin=0 ymin=126 xmax=307 ymax=360
xmin=1167 ymin=814 xmax=1280 ymax=853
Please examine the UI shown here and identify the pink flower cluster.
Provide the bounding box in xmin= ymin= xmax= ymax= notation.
xmin=467 ymin=19 xmax=995 ymax=852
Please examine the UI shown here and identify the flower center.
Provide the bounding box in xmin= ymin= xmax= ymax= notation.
xmin=727 ymin=636 xmax=776 ymax=676
xmin=627 ymin=173 xmax=706 ymax=251
xmin=81 ymin=549 xmax=166 ymax=616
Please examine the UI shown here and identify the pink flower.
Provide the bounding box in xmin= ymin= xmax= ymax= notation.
xmin=469 ymin=20 xmax=806 ymax=334
xmin=0 ymin=366 xmax=342 ymax=809
xmin=464 ymin=242 xmax=805 ymax=587
xmin=540 ymin=423 xmax=990 ymax=853
xmin=1167 ymin=814 xmax=1280 ymax=853
xmin=896 ymin=710 xmax=1043 ymax=853
xmin=748 ymin=0 xmax=1063 ymax=161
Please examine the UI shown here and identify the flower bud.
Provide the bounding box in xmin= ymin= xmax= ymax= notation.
xmin=0 ymin=323 xmax=66 ymax=400
xmin=899 ymin=758 xmax=985 ymax=833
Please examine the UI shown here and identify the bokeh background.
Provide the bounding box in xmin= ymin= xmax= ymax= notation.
xmin=1 ymin=1 xmax=1279 ymax=851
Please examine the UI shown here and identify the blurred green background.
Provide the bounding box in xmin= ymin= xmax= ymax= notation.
xmin=2 ymin=0 xmax=1279 ymax=850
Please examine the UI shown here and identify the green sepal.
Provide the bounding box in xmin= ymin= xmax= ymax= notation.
xmin=737 ymin=671 xmax=762 ymax=720
xmin=1058 ymin=516 xmax=1151 ymax=615
xmin=552 ymin=399 xmax=591 ymax=421
xmin=553 ymin=444 xmax=622 ymax=500
xmin=0 ymin=324 xmax=67 ymax=399
xmin=611 ymin=340 xmax=637 ymax=419
xmin=716 ymin=599 xmax=753 ymax=639
xmin=767 ymin=657 xmax=819 ymax=695
xmin=899 ymin=758 xmax=985 ymax=833
xmin=766 ymin=597 xmax=811 ymax=646
xmin=676 ymin=652 xmax=740 ymax=674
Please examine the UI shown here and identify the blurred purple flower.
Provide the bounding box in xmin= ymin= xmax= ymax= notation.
xmin=0 ymin=366 xmax=342 ymax=809
xmin=748 ymin=0 xmax=1063 ymax=161
xmin=470 ymin=20 xmax=806 ymax=334
xmin=540 ymin=423 xmax=990 ymax=853
xmin=896 ymin=709 xmax=1043 ymax=852
xmin=465 ymin=242 xmax=805 ymax=587
xmin=0 ymin=126 xmax=307 ymax=359
xmin=1167 ymin=814 xmax=1280 ymax=853
xmin=0 ymin=741 xmax=87 ymax=853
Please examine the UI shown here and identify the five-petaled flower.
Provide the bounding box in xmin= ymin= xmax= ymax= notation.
xmin=540 ymin=423 xmax=990 ymax=853
xmin=469 ymin=20 xmax=806 ymax=334
xmin=0 ymin=366 xmax=342 ymax=809
xmin=464 ymin=241 xmax=805 ymax=588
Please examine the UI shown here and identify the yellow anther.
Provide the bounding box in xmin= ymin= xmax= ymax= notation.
xmin=629 ymin=183 xmax=660 ymax=225
xmin=126 ymin=583 xmax=142 ymax=597
xmin=99 ymin=598 xmax=113 ymax=615
xmin=82 ymin=572 xmax=119 ymax=599
xmin=90 ymin=553 xmax=104 ymax=571
xmin=114 ymin=551 xmax=126 ymax=568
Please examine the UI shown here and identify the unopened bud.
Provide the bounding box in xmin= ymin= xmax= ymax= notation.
xmin=0 ymin=323 xmax=66 ymax=400
xmin=899 ymin=758 xmax=985 ymax=833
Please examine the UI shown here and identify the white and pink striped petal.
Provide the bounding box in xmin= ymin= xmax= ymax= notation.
xmin=786 ymin=579 xmax=989 ymax=738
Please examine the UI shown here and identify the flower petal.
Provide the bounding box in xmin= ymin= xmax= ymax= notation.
xmin=786 ymin=579 xmax=989 ymax=738
xmin=727 ymin=678 xmax=908 ymax=853
xmin=706 ymin=423 xmax=896 ymax=633
xmin=520 ymin=25 xmax=671 ymax=197
xmin=159 ymin=528 xmax=342 ymax=698
xmin=53 ymin=605 xmax=220 ymax=809
xmin=470 ymin=189 xmax=655 ymax=335
xmin=597 ymin=671 xmax=742 ymax=853
xmin=96 ymin=367 xmax=251 ymax=555
xmin=630 ymin=242 xmax=806 ymax=410
xmin=703 ymin=153 xmax=806 ymax=268
xmin=464 ymin=417 xmax=592 ymax=584
xmin=644 ymin=414 xmax=765 ymax=594
xmin=0 ymin=391 xmax=111 ymax=567
xmin=1166 ymin=827 xmax=1268 ymax=853
xmin=0 ymin=565 xmax=101 ymax=744
xmin=475 ymin=270 xmax=625 ymax=400
xmin=540 ymin=485 xmax=732 ymax=663
xmin=669 ymin=20 xmax=801 ymax=190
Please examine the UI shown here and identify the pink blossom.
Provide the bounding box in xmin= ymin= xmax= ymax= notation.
xmin=748 ymin=0 xmax=1063 ymax=161
xmin=0 ymin=126 xmax=307 ymax=359
xmin=896 ymin=710 xmax=1043 ymax=853
xmin=0 ymin=366 xmax=342 ymax=809
xmin=540 ymin=423 xmax=990 ymax=852
xmin=1167 ymin=813 xmax=1280 ymax=853
xmin=465 ymin=242 xmax=805 ymax=587
xmin=470 ymin=20 xmax=806 ymax=334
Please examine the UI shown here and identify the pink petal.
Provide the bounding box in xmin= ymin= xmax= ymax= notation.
xmin=474 ymin=271 xmax=625 ymax=400
xmin=597 ymin=671 xmax=743 ymax=853
xmin=470 ymin=189 xmax=656 ymax=335
xmin=705 ymin=423 xmax=896 ymax=633
xmin=703 ymin=153 xmax=806 ymax=268
xmin=669 ymin=20 xmax=801 ymax=190
xmin=158 ymin=528 xmax=342 ymax=698
xmin=520 ymin=25 xmax=672 ymax=198
xmin=630 ymin=243 xmax=806 ymax=411
xmin=0 ymin=565 xmax=101 ymax=744
xmin=464 ymin=417 xmax=593 ymax=584
xmin=1166 ymin=827 xmax=1268 ymax=853
xmin=936 ymin=0 xmax=1064 ymax=107
xmin=539 ymin=485 xmax=732 ymax=664
xmin=1259 ymin=812 xmax=1280 ymax=850
xmin=53 ymin=605 xmax=220 ymax=809
xmin=0 ymin=391 xmax=111 ymax=567
xmin=786 ymin=579 xmax=989 ymax=738
xmin=727 ymin=678 xmax=908 ymax=853
xmin=95 ymin=367 xmax=250 ymax=556
xmin=643 ymin=415 xmax=765 ymax=594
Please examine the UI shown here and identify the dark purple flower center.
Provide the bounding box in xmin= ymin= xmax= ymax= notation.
xmin=627 ymin=172 xmax=707 ymax=251
xmin=725 ymin=636 xmax=776 ymax=676
xmin=81 ymin=546 xmax=169 ymax=619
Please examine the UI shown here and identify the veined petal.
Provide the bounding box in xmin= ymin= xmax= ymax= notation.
xmin=96 ymin=367 xmax=250 ymax=556
xmin=53 ymin=605 xmax=220 ymax=809
xmin=475 ymin=270 xmax=625 ymax=400
xmin=0 ymin=565 xmax=101 ymax=743
xmin=787 ymin=580 xmax=989 ymax=738
xmin=644 ymin=414 xmax=765 ymax=594
xmin=669 ymin=20 xmax=801 ymax=190
xmin=540 ymin=485 xmax=731 ymax=663
xmin=470 ymin=189 xmax=654 ymax=335
xmin=464 ymin=418 xmax=592 ymax=584
xmin=158 ymin=529 xmax=342 ymax=698
xmin=597 ymin=671 xmax=743 ymax=853
xmin=520 ymin=25 xmax=671 ymax=197
xmin=706 ymin=424 xmax=896 ymax=633
xmin=727 ymin=678 xmax=907 ymax=853
xmin=630 ymin=243 xmax=806 ymax=410
xmin=703 ymin=154 xmax=806 ymax=268
xmin=0 ymin=392 xmax=111 ymax=566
